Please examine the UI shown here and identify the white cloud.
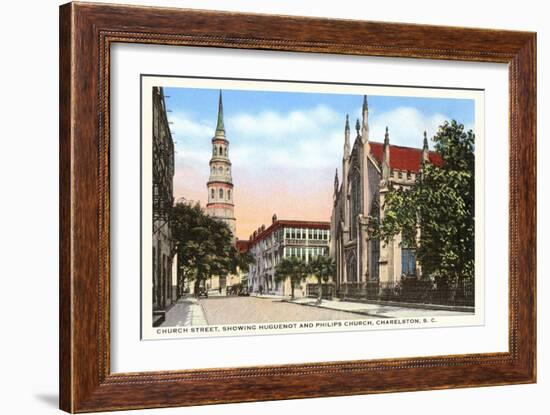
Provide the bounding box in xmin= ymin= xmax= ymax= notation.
xmin=227 ymin=105 xmax=340 ymax=140
xmin=169 ymin=103 xmax=466 ymax=175
xmin=167 ymin=110 xmax=212 ymax=142
xmin=369 ymin=106 xmax=450 ymax=149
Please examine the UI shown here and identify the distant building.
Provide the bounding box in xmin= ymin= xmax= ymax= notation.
xmin=225 ymin=240 xmax=251 ymax=291
xmin=152 ymin=86 xmax=176 ymax=324
xmin=246 ymin=214 xmax=331 ymax=297
xmin=330 ymin=96 xmax=442 ymax=299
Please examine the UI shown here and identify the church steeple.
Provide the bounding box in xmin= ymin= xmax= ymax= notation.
xmin=422 ymin=130 xmax=430 ymax=163
xmin=215 ymin=90 xmax=225 ymax=134
xmin=207 ymin=90 xmax=236 ymax=236
xmin=334 ymin=168 xmax=339 ymax=193
xmin=343 ymin=114 xmax=350 ymax=158
xmin=361 ymin=95 xmax=369 ymax=143
xmin=382 ymin=126 xmax=391 ymax=181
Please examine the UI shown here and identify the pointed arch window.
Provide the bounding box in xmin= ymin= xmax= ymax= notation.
xmin=369 ymin=199 xmax=380 ymax=280
xmin=219 ymin=189 xmax=224 ymax=199
xmin=401 ymin=247 xmax=416 ymax=277
xmin=347 ymin=251 xmax=357 ymax=282
xmin=350 ymin=169 xmax=361 ymax=240
xmin=227 ymin=189 xmax=231 ymax=200
xmin=211 ymin=188 xmax=215 ymax=200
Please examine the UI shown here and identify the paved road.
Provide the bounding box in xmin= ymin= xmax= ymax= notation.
xmin=199 ymin=296 xmax=367 ymax=324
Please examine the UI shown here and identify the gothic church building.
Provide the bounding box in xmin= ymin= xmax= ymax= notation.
xmin=330 ymin=96 xmax=442 ymax=297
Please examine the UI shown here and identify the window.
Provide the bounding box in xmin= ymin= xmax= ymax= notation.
xmin=401 ymin=248 xmax=416 ymax=276
xmin=350 ymin=171 xmax=361 ymax=240
xmin=213 ymin=147 xmax=217 ymax=156
xmin=227 ymin=189 xmax=231 ymax=200
xmin=219 ymin=189 xmax=224 ymax=199
xmin=211 ymin=188 xmax=215 ymax=199
xmin=369 ymin=238 xmax=380 ymax=279
xmin=347 ymin=252 xmax=357 ymax=282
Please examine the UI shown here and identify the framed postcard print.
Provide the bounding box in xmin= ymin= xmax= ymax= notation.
xmin=59 ymin=2 xmax=536 ymax=412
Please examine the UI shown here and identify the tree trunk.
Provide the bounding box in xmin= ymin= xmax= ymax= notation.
xmin=290 ymin=280 xmax=295 ymax=300
xmin=317 ymin=279 xmax=323 ymax=305
xmin=194 ymin=279 xmax=200 ymax=297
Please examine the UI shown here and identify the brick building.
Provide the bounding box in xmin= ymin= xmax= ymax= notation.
xmin=246 ymin=215 xmax=330 ymax=297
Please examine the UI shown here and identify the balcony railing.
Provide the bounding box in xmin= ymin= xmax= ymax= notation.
xmin=284 ymin=238 xmax=329 ymax=246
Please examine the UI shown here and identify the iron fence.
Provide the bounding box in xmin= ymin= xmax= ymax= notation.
xmin=306 ymin=283 xmax=335 ymax=300
xmin=338 ymin=278 xmax=474 ymax=307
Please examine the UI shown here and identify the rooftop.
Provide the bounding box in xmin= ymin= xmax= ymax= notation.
xmin=369 ymin=141 xmax=443 ymax=173
xmin=247 ymin=218 xmax=330 ymax=245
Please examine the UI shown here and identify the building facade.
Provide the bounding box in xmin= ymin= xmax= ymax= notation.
xmin=330 ymin=96 xmax=442 ymax=298
xmin=152 ymin=86 xmax=176 ymax=323
xmin=246 ymin=215 xmax=330 ymax=298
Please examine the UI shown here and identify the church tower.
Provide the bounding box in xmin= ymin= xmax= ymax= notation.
xmin=206 ymin=91 xmax=236 ymax=236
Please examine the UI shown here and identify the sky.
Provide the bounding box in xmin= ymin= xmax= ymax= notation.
xmin=164 ymin=86 xmax=475 ymax=240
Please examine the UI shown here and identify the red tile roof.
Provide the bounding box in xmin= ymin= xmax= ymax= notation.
xmin=235 ymin=239 xmax=250 ymax=253
xmin=369 ymin=141 xmax=443 ymax=173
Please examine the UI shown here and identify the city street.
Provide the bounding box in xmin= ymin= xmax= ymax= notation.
xmin=161 ymin=295 xmax=473 ymax=327
xmin=200 ymin=296 xmax=367 ymax=325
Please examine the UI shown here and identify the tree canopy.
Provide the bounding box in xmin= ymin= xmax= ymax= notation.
xmin=371 ymin=120 xmax=475 ymax=294
xmin=307 ymin=255 xmax=336 ymax=304
xmin=275 ymin=256 xmax=308 ymax=300
xmin=170 ymin=202 xmax=243 ymax=291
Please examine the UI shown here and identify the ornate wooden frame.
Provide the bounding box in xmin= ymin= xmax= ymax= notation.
xmin=59 ymin=2 xmax=536 ymax=412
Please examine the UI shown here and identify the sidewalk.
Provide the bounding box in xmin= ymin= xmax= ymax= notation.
xmin=285 ymin=297 xmax=473 ymax=318
xmin=161 ymin=297 xmax=207 ymax=327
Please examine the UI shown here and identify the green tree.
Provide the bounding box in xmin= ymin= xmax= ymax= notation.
xmin=308 ymin=255 xmax=336 ymax=304
xmin=231 ymin=249 xmax=255 ymax=274
xmin=170 ymin=202 xmax=235 ymax=295
xmin=231 ymin=249 xmax=255 ymax=292
xmin=372 ymin=120 xmax=475 ymax=301
xmin=275 ymin=256 xmax=308 ymax=300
